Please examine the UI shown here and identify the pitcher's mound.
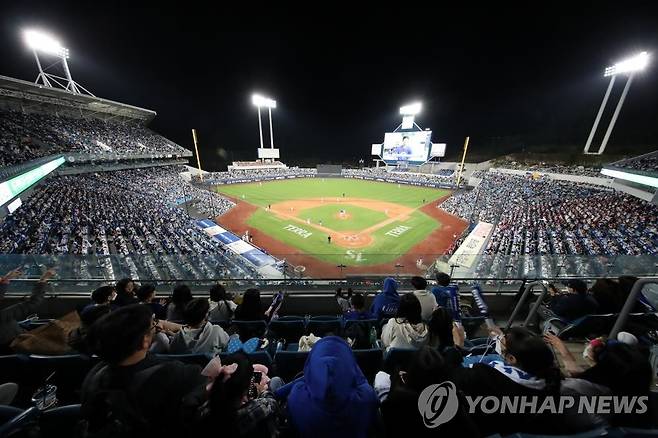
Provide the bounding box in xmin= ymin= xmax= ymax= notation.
xmin=334 ymin=211 xmax=352 ymax=220
xmin=336 ymin=233 xmax=372 ymax=248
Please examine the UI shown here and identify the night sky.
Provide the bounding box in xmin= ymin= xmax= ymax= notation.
xmin=1 ymin=2 xmax=658 ymax=170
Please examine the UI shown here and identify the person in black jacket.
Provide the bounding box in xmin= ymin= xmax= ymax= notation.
xmin=0 ymin=267 xmax=55 ymax=352
xmin=81 ymin=304 xmax=206 ymax=436
xmin=114 ymin=277 xmax=138 ymax=307
xmin=450 ymin=327 xmax=564 ymax=436
xmin=380 ymin=346 xmax=478 ymax=437
xmin=548 ymin=279 xmax=598 ymax=321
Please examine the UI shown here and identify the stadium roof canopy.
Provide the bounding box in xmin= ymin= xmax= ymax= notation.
xmin=602 ymin=149 xmax=658 ymax=189
xmin=0 ymin=75 xmax=156 ymax=123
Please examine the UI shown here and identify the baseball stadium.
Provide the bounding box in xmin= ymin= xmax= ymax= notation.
xmin=0 ymin=6 xmax=657 ymax=437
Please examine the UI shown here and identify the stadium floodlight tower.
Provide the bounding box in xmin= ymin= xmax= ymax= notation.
xmin=252 ymin=94 xmax=277 ymax=148
xmin=583 ymin=51 xmax=650 ymax=155
xmin=399 ymin=102 xmax=422 ymax=129
xmin=23 ymin=29 xmax=94 ymax=96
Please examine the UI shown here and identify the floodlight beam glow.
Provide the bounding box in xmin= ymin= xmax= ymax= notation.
xmin=399 ymin=102 xmax=422 ymax=115
xmin=23 ymin=29 xmax=68 ymax=57
xmin=251 ymin=94 xmax=277 ymax=108
xmin=604 ymin=52 xmax=650 ymax=77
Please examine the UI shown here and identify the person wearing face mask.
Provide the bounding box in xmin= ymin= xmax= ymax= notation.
xmin=449 ymin=327 xmax=563 ymax=436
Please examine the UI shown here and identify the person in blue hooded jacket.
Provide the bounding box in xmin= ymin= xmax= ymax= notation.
xmin=284 ymin=336 xmax=379 ymax=438
xmin=369 ymin=277 xmax=400 ymax=320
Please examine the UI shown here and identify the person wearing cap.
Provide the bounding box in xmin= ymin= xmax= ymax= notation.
xmin=547 ymin=279 xmax=598 ymax=321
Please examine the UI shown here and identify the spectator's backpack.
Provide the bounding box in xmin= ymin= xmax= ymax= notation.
xmin=78 ymin=363 xmax=166 ymax=438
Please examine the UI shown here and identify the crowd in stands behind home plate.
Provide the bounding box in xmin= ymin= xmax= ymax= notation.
xmin=0 ymin=109 xmax=188 ymax=167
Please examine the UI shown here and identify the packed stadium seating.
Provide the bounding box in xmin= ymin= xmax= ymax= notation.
xmin=0 ymin=109 xmax=187 ymax=167
xmin=441 ymin=172 xmax=658 ymax=255
xmin=203 ymin=166 xmax=316 ymax=183
xmin=609 ymin=150 xmax=658 ymax=173
xmin=342 ymin=167 xmax=458 ymax=185
xmin=491 ymin=161 xmax=607 ymax=177
xmin=0 ymin=166 xmax=265 ymax=280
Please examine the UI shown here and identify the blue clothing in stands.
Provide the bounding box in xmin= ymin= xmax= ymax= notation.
xmin=431 ymin=285 xmax=457 ymax=309
xmin=286 ymin=337 xmax=378 ymax=438
xmin=343 ymin=310 xmax=374 ymax=320
xmin=369 ymin=277 xmax=400 ymax=320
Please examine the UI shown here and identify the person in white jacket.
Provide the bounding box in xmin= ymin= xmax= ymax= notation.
xmin=410 ymin=276 xmax=437 ymax=321
xmin=170 ymin=298 xmax=229 ymax=354
xmin=381 ymin=293 xmax=429 ymax=351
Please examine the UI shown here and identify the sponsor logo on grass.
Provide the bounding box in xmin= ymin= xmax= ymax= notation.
xmin=283 ymin=224 xmax=312 ymax=239
xmin=385 ymin=225 xmax=411 ymax=237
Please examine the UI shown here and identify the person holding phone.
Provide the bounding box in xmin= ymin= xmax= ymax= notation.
xmin=198 ymin=352 xmax=281 ymax=436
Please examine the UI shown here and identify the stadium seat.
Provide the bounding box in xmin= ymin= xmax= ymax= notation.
xmin=383 ymin=347 xmax=417 ymax=373
xmin=0 ymin=406 xmax=24 ymax=425
xmin=220 ymin=350 xmax=273 ymax=369
xmin=268 ymin=317 xmax=307 ymax=343
xmin=29 ymin=354 xmax=94 ymax=405
xmin=344 ymin=318 xmax=380 ymax=336
xmin=39 ymin=404 xmax=81 ymax=437
xmin=273 ymin=351 xmax=309 ymax=382
xmin=306 ymin=316 xmax=342 ymax=337
xmin=230 ymin=320 xmax=268 ymax=340
xmin=551 ymin=313 xmax=658 ymax=340
xmin=352 ymin=348 xmax=383 ymax=383
xmin=0 ymin=406 xmax=40 ymax=437
xmin=153 ymin=353 xmax=211 ymax=367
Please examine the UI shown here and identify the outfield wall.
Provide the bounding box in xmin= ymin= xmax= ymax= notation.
xmin=342 ymin=174 xmax=457 ymax=189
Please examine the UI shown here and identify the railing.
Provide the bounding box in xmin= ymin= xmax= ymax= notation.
xmin=0 ymin=254 xmax=656 ymax=292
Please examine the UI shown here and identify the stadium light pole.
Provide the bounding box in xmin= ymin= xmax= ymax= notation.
xmin=584 ymin=51 xmax=650 ymax=155
xmin=252 ymin=94 xmax=277 ymax=149
xmin=22 ymin=29 xmax=93 ymax=96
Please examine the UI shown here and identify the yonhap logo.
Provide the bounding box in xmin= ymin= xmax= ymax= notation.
xmin=417 ymin=381 xmax=459 ymax=428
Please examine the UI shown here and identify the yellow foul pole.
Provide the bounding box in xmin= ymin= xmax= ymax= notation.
xmin=456 ymin=136 xmax=470 ymax=187
xmin=192 ymin=129 xmax=203 ymax=182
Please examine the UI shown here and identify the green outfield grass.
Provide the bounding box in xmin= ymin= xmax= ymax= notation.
xmin=216 ymin=178 xmax=446 ymax=208
xmin=216 ymin=178 xmax=450 ymax=266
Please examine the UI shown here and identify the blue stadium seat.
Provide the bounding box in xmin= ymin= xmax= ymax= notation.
xmin=383 ymin=347 xmax=418 ymax=373
xmin=352 ymin=348 xmax=383 ymax=383
xmin=39 ymin=404 xmax=81 ymax=436
xmin=29 ymin=354 xmax=94 ymax=405
xmin=153 ymin=353 xmax=211 ymax=367
xmin=306 ymin=316 xmax=342 ymax=337
xmin=273 ymin=351 xmax=309 ymax=382
xmin=0 ymin=406 xmax=40 ymax=436
xmin=230 ymin=320 xmax=268 ymax=340
xmin=268 ymin=317 xmax=306 ymax=343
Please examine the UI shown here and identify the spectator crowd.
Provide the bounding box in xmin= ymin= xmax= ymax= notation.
xmin=0 ymin=109 xmax=188 ymax=167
